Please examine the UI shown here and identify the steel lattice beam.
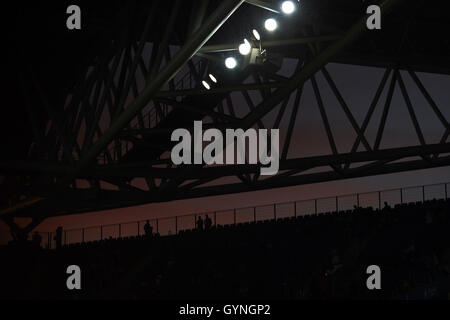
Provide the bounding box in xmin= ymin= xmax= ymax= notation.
xmin=5 ymin=0 xmax=450 ymax=225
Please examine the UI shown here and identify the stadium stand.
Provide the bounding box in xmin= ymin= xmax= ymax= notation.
xmin=1 ymin=199 xmax=450 ymax=300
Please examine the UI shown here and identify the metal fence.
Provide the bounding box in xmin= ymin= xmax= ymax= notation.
xmin=34 ymin=182 xmax=450 ymax=249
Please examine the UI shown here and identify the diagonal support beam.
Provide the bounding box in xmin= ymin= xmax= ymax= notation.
xmin=151 ymin=0 xmax=407 ymax=195
xmin=75 ymin=0 xmax=245 ymax=174
xmin=244 ymin=0 xmax=280 ymax=13
xmin=1 ymin=215 xmax=45 ymax=241
xmin=238 ymin=0 xmax=406 ymax=131
xmin=0 ymin=0 xmax=245 ymax=218
xmin=321 ymin=67 xmax=372 ymax=152
xmin=396 ymin=70 xmax=426 ymax=146
xmin=346 ymin=68 xmax=391 ymax=168
xmin=311 ymin=75 xmax=338 ymax=155
xmin=374 ymin=69 xmax=397 ymax=150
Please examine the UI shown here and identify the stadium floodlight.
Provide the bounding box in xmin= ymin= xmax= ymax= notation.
xmin=209 ymin=74 xmax=217 ymax=83
xmin=238 ymin=39 xmax=252 ymax=56
xmin=264 ymin=18 xmax=278 ymax=32
xmin=225 ymin=57 xmax=237 ymax=69
xmin=281 ymin=1 xmax=296 ymax=14
xmin=252 ymin=29 xmax=261 ymax=41
xmin=202 ymin=80 xmax=211 ymax=90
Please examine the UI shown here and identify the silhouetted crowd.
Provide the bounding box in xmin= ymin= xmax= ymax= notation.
xmin=1 ymin=199 xmax=450 ymax=299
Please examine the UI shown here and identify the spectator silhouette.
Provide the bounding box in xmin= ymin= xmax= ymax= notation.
xmin=3 ymin=197 xmax=450 ymax=299
xmin=54 ymin=226 xmax=63 ymax=249
xmin=144 ymin=220 xmax=153 ymax=238
xmin=205 ymin=215 xmax=212 ymax=231
xmin=32 ymin=231 xmax=42 ymax=247
xmin=196 ymin=216 xmax=204 ymax=231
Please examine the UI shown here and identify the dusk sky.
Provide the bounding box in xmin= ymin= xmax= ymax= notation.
xmin=4 ymin=0 xmax=450 ymax=304
xmin=2 ymin=62 xmax=449 ymax=244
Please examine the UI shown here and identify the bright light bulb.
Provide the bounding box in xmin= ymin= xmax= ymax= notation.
xmin=238 ymin=39 xmax=251 ymax=56
xmin=209 ymin=74 xmax=217 ymax=83
xmin=202 ymin=80 xmax=210 ymax=90
xmin=252 ymin=29 xmax=260 ymax=41
xmin=264 ymin=18 xmax=278 ymax=32
xmin=281 ymin=1 xmax=296 ymax=14
xmin=225 ymin=57 xmax=237 ymax=69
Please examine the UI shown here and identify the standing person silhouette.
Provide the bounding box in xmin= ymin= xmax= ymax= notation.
xmin=196 ymin=216 xmax=204 ymax=231
xmin=144 ymin=220 xmax=153 ymax=239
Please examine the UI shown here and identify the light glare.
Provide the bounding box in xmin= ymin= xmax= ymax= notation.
xmin=209 ymin=74 xmax=217 ymax=83
xmin=202 ymin=80 xmax=210 ymax=90
xmin=238 ymin=39 xmax=251 ymax=55
xmin=252 ymin=29 xmax=260 ymax=41
xmin=264 ymin=18 xmax=278 ymax=32
xmin=225 ymin=57 xmax=237 ymax=69
xmin=281 ymin=1 xmax=296 ymax=14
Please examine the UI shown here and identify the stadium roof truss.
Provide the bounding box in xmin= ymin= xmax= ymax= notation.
xmin=2 ymin=0 xmax=450 ymax=236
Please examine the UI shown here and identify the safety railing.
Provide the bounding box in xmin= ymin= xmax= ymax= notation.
xmin=34 ymin=181 xmax=450 ymax=249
